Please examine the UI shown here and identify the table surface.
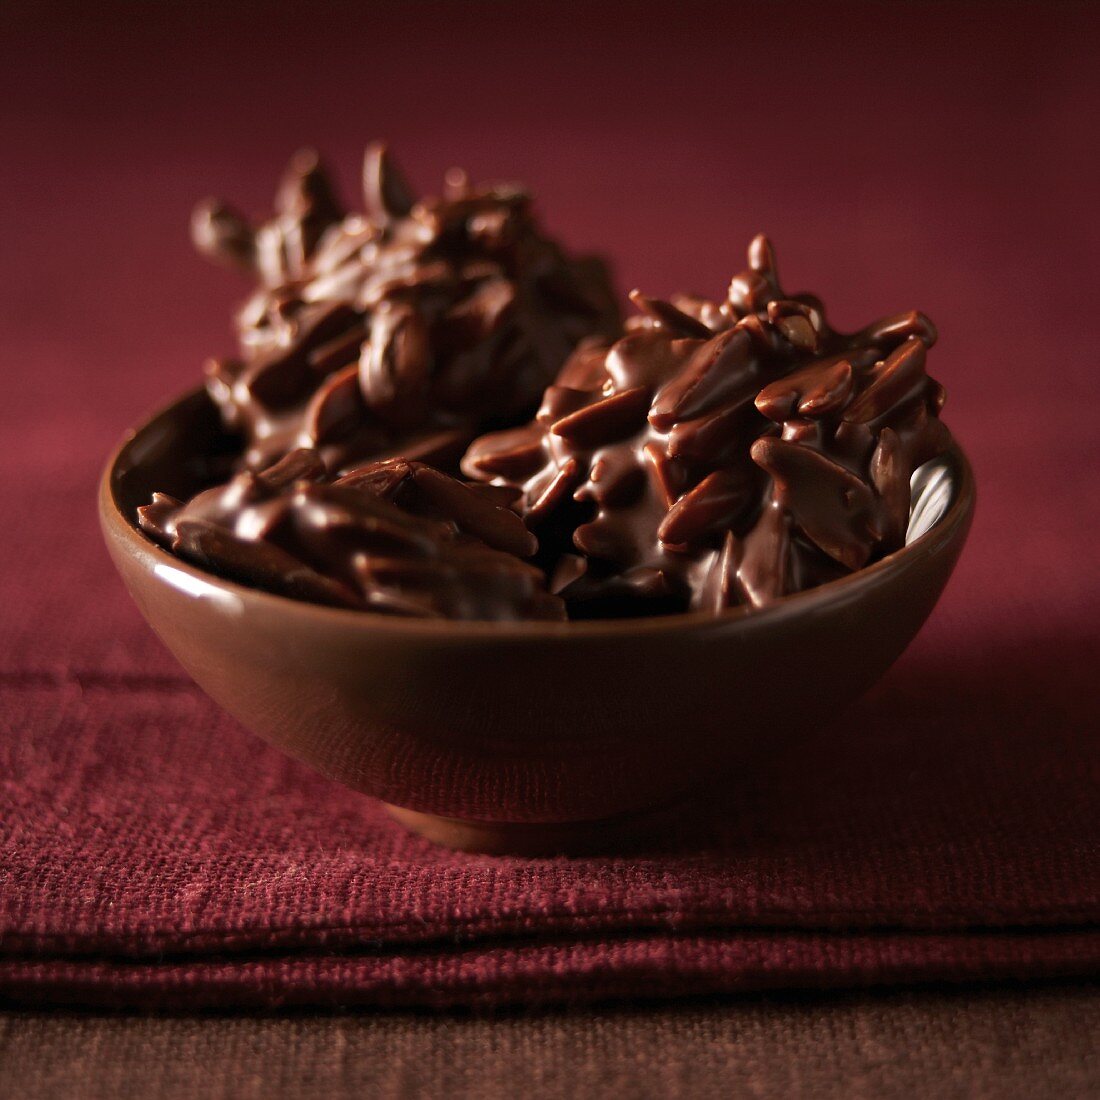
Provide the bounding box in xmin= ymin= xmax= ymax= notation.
xmin=3 ymin=986 xmax=1099 ymax=1099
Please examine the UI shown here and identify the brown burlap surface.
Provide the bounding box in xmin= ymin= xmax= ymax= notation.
xmin=3 ymin=986 xmax=1098 ymax=1099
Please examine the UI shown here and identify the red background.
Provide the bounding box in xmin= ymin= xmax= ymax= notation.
xmin=3 ymin=0 xmax=1097 ymax=672
xmin=1 ymin=1 xmax=1099 ymax=1007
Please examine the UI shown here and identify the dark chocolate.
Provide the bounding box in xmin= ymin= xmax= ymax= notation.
xmin=463 ymin=235 xmax=949 ymax=615
xmin=146 ymin=149 xmax=952 ymax=621
xmin=139 ymin=449 xmax=565 ymax=622
xmin=193 ymin=144 xmax=620 ymax=472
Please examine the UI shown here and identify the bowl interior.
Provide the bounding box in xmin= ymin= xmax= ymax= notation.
xmin=111 ymin=389 xmax=240 ymax=513
xmin=108 ymin=388 xmax=967 ymax=632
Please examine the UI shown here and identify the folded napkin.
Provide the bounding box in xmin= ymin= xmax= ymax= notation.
xmin=2 ymin=627 xmax=1099 ymax=1009
xmin=2 ymin=387 xmax=1098 ymax=1007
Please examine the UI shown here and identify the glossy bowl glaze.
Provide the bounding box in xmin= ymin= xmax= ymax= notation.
xmin=100 ymin=389 xmax=975 ymax=853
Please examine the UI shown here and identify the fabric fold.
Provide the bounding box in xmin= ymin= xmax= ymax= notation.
xmin=4 ymin=931 xmax=1097 ymax=1012
xmin=3 ymin=632 xmax=1098 ymax=1008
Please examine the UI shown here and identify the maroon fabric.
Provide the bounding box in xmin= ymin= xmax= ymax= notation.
xmin=1 ymin=1 xmax=1098 ymax=1009
xmin=5 ymin=935 xmax=1098 ymax=1012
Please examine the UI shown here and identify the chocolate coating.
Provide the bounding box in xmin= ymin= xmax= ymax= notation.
xmin=149 ymin=153 xmax=952 ymax=622
xmin=194 ymin=144 xmax=620 ymax=472
xmin=463 ymin=235 xmax=950 ymax=616
xmin=138 ymin=448 xmax=564 ymax=621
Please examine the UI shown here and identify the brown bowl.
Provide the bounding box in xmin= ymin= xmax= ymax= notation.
xmin=100 ymin=389 xmax=975 ymax=854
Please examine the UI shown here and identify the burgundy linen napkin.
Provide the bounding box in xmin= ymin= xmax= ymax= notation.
xmin=2 ymin=608 xmax=1099 ymax=1008
xmin=2 ymin=0 xmax=1099 ymax=1009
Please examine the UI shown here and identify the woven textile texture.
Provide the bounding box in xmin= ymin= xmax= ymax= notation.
xmin=4 ymin=987 xmax=1100 ymax=1099
xmin=1 ymin=1 xmax=1098 ymax=1009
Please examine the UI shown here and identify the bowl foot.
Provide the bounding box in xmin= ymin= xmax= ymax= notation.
xmin=383 ymin=798 xmax=699 ymax=856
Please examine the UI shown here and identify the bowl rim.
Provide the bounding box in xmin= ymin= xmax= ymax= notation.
xmin=101 ymin=386 xmax=976 ymax=639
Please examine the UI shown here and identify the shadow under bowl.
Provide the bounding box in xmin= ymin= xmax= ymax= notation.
xmin=100 ymin=389 xmax=975 ymax=854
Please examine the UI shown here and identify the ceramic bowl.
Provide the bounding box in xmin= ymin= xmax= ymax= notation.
xmin=100 ymin=389 xmax=975 ymax=853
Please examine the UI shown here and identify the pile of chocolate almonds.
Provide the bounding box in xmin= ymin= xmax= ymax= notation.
xmin=140 ymin=144 xmax=950 ymax=621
